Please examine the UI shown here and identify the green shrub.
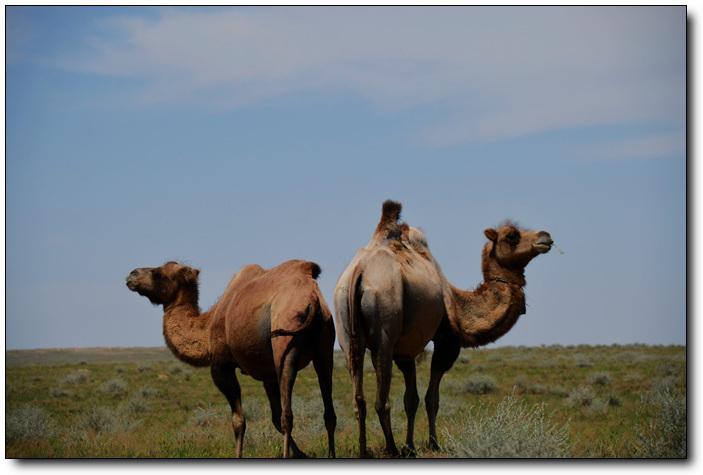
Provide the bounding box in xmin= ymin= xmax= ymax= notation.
xmin=59 ymin=371 xmax=88 ymax=384
xmin=537 ymin=359 xmax=557 ymax=368
xmin=588 ymin=372 xmax=613 ymax=386
xmin=486 ymin=354 xmax=504 ymax=363
xmin=50 ymin=387 xmax=71 ymax=397
xmin=635 ymin=391 xmax=686 ymax=457
xmin=190 ymin=406 xmax=221 ymax=428
xmin=6 ymin=406 xmax=57 ymax=442
xmin=585 ymin=397 xmax=609 ymax=414
xmin=120 ymin=397 xmax=150 ymax=415
xmin=647 ymin=377 xmax=678 ymax=400
xmin=136 ymin=385 xmax=160 ymax=398
xmin=167 ymin=364 xmax=184 ymax=375
xmin=101 ymin=378 xmax=127 ymax=395
xmin=443 ymin=396 xmax=571 ymax=458
xmin=548 ymin=386 xmax=569 ymax=398
xmin=656 ymin=364 xmax=680 ymax=377
xmin=464 ymin=374 xmax=497 ymax=395
xmin=81 ymin=407 xmax=140 ymax=434
xmin=574 ymin=357 xmax=593 ymax=368
xmin=565 ymin=386 xmax=596 ymax=408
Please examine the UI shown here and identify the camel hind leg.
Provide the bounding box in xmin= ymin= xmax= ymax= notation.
xmin=277 ymin=345 xmax=306 ymax=458
xmin=395 ymin=358 xmax=419 ymax=455
xmin=371 ymin=349 xmax=399 ymax=457
xmin=346 ymin=335 xmax=368 ymax=457
xmin=312 ymin=329 xmax=337 ymax=457
xmin=263 ymin=380 xmax=305 ymax=457
xmin=211 ymin=358 xmax=246 ymax=458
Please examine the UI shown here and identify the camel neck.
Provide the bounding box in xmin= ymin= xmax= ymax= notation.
xmin=164 ymin=303 xmax=186 ymax=313
xmin=448 ymin=279 xmax=526 ymax=348
xmin=162 ymin=303 xmax=213 ymax=367
xmin=487 ymin=277 xmax=522 ymax=287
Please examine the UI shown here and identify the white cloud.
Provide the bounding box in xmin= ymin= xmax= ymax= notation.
xmin=566 ymin=130 xmax=686 ymax=162
xmin=52 ymin=6 xmax=685 ymax=149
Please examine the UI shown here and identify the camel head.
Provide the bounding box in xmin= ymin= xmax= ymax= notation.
xmin=126 ymin=261 xmax=200 ymax=307
xmin=483 ymin=221 xmax=553 ymax=273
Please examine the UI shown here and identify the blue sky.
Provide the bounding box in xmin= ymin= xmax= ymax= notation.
xmin=4 ymin=6 xmax=686 ymax=350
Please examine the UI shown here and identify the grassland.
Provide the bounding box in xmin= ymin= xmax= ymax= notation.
xmin=5 ymin=344 xmax=686 ymax=458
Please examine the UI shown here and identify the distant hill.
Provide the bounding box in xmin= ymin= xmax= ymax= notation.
xmin=5 ymin=347 xmax=178 ymax=367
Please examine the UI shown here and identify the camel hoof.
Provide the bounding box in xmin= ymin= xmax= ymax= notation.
xmin=291 ymin=449 xmax=308 ymax=459
xmin=400 ymin=445 xmax=418 ymax=458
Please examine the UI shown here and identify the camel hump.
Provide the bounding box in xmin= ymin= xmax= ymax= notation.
xmin=285 ymin=260 xmax=321 ymax=280
xmin=372 ymin=199 xmax=403 ymax=243
xmin=305 ymin=261 xmax=322 ymax=280
xmin=382 ymin=199 xmax=402 ymax=223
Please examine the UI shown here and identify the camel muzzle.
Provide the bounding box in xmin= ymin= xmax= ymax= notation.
xmin=126 ymin=270 xmax=142 ymax=290
xmin=533 ymin=232 xmax=554 ymax=253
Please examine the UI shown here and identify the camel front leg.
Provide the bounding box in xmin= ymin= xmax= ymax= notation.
xmin=424 ymin=325 xmax=461 ymax=451
xmin=211 ymin=359 xmax=246 ymax=458
xmin=312 ymin=336 xmax=337 ymax=458
xmin=395 ymin=358 xmax=419 ymax=455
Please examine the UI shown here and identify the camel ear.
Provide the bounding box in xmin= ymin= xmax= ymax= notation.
xmin=191 ymin=269 xmax=200 ymax=280
xmin=484 ymin=228 xmax=498 ymax=242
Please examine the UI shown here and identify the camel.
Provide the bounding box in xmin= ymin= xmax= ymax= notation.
xmin=125 ymin=260 xmax=336 ymax=458
xmin=334 ymin=200 xmax=553 ymax=457
xmin=333 ymin=200 xmax=446 ymax=457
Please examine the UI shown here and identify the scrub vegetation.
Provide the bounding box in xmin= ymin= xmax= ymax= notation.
xmin=6 ymin=344 xmax=685 ymax=458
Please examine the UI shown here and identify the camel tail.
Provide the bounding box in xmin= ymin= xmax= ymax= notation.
xmin=347 ymin=266 xmax=364 ymax=377
xmin=268 ymin=295 xmax=320 ymax=339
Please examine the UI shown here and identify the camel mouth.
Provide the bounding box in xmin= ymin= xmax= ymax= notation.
xmin=533 ymin=241 xmax=553 ymax=253
xmin=125 ymin=279 xmax=139 ymax=291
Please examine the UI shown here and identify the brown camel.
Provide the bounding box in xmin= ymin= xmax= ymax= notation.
xmin=126 ymin=260 xmax=336 ymax=458
xmin=334 ymin=200 xmax=553 ymax=457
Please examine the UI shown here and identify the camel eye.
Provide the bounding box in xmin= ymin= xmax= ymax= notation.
xmin=506 ymin=232 xmax=520 ymax=244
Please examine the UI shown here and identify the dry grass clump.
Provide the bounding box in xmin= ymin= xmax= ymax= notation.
xmin=463 ymin=374 xmax=497 ymax=395
xmin=587 ymin=372 xmax=613 ymax=386
xmin=101 ymin=378 xmax=127 ymax=395
xmin=635 ymin=388 xmax=686 ymax=457
xmin=80 ymin=406 xmax=141 ymax=434
xmin=6 ymin=406 xmax=57 ymax=442
xmin=59 ymin=371 xmax=88 ymax=384
xmin=443 ymin=396 xmax=571 ymax=458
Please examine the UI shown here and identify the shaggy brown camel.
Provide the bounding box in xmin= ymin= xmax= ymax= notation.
xmin=335 ymin=200 xmax=553 ymax=457
xmin=126 ymin=260 xmax=336 ymax=458
xmin=405 ymin=218 xmax=552 ymax=451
